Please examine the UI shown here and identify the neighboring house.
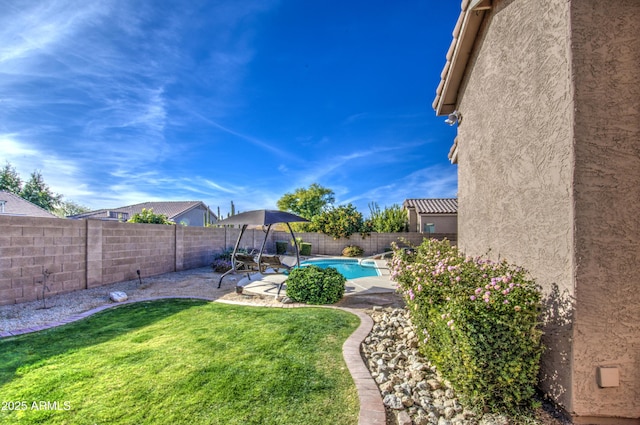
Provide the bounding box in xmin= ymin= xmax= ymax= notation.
xmin=403 ymin=198 xmax=457 ymax=234
xmin=434 ymin=1 xmax=639 ymax=424
xmin=69 ymin=201 xmax=217 ymax=226
xmin=0 ymin=190 xmax=58 ymax=218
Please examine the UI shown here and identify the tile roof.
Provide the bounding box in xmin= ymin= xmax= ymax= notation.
xmin=448 ymin=136 xmax=459 ymax=164
xmin=0 ymin=190 xmax=59 ymax=218
xmin=403 ymin=198 xmax=458 ymax=214
xmin=69 ymin=201 xmax=215 ymax=221
xmin=433 ymin=0 xmax=492 ymax=115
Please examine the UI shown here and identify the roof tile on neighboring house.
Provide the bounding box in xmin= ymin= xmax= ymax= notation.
xmin=69 ymin=201 xmax=215 ymax=222
xmin=0 ymin=191 xmax=59 ymax=218
xmin=115 ymin=201 xmax=208 ymax=220
xmin=403 ymin=198 xmax=458 ymax=214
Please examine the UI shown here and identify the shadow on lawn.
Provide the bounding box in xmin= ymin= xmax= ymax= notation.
xmin=0 ymin=299 xmax=208 ymax=387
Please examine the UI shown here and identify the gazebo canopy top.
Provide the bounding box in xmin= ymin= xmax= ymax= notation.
xmin=215 ymin=209 xmax=309 ymax=226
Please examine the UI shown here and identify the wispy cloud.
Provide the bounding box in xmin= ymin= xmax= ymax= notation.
xmin=0 ymin=1 xmax=111 ymax=66
xmin=0 ymin=0 xmax=281 ymax=208
xmin=296 ymin=140 xmax=433 ymax=187
xmin=185 ymin=108 xmax=301 ymax=161
xmin=0 ymin=136 xmax=93 ymax=201
xmin=0 ymin=136 xmax=38 ymax=156
xmin=203 ymin=179 xmax=244 ymax=195
xmin=341 ymin=164 xmax=458 ymax=208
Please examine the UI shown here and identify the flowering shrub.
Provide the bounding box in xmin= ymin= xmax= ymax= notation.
xmin=211 ymin=247 xmax=236 ymax=272
xmin=211 ymin=259 xmax=232 ymax=273
xmin=390 ymin=239 xmax=543 ymax=414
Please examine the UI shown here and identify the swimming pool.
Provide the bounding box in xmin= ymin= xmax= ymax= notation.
xmin=300 ymin=258 xmax=380 ymax=279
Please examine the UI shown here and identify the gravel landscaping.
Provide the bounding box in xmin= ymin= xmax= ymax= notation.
xmin=364 ymin=308 xmax=571 ymax=425
xmin=0 ymin=267 xmax=280 ymax=334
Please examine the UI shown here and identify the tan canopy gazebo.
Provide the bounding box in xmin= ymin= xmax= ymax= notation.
xmin=215 ymin=209 xmax=309 ymax=291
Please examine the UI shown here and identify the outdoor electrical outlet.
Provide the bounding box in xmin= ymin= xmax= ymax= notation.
xmin=596 ymin=366 xmax=620 ymax=388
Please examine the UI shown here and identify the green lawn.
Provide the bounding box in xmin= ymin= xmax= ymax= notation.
xmin=0 ymin=300 xmax=360 ymax=425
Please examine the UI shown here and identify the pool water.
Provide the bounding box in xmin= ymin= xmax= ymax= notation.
xmin=300 ymin=258 xmax=379 ymax=279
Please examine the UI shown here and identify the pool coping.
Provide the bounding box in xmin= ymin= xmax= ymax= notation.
xmin=0 ymin=296 xmax=387 ymax=425
xmin=300 ymin=257 xmax=384 ymax=278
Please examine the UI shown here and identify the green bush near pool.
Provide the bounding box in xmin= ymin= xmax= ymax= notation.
xmin=286 ymin=265 xmax=346 ymax=304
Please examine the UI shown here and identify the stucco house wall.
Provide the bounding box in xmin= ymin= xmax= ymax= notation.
xmin=415 ymin=214 xmax=457 ymax=234
xmin=407 ymin=209 xmax=456 ymax=233
xmin=174 ymin=205 xmax=211 ymax=227
xmin=451 ymin=0 xmax=639 ymax=422
xmin=570 ymin=1 xmax=640 ymax=420
xmin=455 ymin=0 xmax=575 ymax=409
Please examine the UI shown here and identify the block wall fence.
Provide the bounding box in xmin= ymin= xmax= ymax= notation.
xmin=0 ymin=215 xmax=454 ymax=306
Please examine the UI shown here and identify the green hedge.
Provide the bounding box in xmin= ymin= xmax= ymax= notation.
xmin=300 ymin=242 xmax=312 ymax=256
xmin=276 ymin=241 xmax=288 ymax=255
xmin=285 ymin=266 xmax=345 ymax=304
xmin=390 ymin=239 xmax=543 ymax=414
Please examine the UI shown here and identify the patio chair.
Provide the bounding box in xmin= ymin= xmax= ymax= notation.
xmin=259 ymin=255 xmax=292 ymax=273
xmin=234 ymin=253 xmax=261 ymax=273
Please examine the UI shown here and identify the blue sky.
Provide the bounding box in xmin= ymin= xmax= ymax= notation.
xmin=0 ymin=0 xmax=460 ymax=217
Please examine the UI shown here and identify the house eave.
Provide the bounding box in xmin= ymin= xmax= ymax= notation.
xmin=434 ymin=0 xmax=492 ymax=116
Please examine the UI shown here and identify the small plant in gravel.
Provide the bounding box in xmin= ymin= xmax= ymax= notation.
xmin=211 ymin=259 xmax=232 ymax=273
xmin=211 ymin=248 xmax=236 ymax=272
xmin=390 ymin=238 xmax=543 ymax=415
xmin=285 ymin=265 xmax=346 ymax=304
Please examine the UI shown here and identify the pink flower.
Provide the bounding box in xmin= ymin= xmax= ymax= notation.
xmin=470 ymin=295 xmax=476 ymax=301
